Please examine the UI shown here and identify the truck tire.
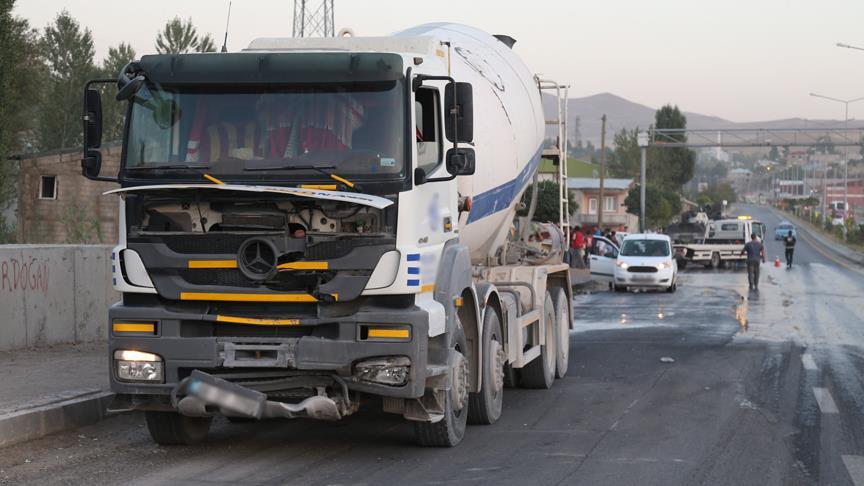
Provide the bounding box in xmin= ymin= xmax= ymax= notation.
xmin=468 ymin=310 xmax=505 ymax=425
xmin=414 ymin=325 xmax=469 ymax=447
xmin=710 ymin=252 xmax=721 ymax=269
xmin=144 ymin=411 xmax=212 ymax=445
xmin=519 ymin=292 xmax=557 ymax=389
xmin=552 ymin=288 xmax=570 ymax=379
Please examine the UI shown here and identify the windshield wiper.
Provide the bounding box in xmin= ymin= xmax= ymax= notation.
xmin=243 ymin=164 xmax=356 ymax=190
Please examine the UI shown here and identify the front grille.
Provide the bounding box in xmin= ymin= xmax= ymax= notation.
xmin=628 ymin=266 xmax=659 ymax=273
xmin=181 ymin=269 xmax=256 ymax=287
xmin=159 ymin=234 xmax=253 ymax=254
xmin=305 ymin=237 xmax=395 ymax=260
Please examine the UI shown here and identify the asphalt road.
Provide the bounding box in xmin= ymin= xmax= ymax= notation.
xmin=2 ymin=205 xmax=864 ymax=485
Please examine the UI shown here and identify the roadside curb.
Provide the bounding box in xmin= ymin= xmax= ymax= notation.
xmin=0 ymin=391 xmax=114 ymax=448
xmin=768 ymin=207 xmax=864 ymax=267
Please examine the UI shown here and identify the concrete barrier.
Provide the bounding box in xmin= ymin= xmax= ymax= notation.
xmin=0 ymin=245 xmax=118 ymax=351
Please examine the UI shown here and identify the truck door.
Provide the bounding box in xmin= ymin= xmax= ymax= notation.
xmin=589 ymin=236 xmax=618 ymax=283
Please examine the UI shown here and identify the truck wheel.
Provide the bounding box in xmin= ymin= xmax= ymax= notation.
xmin=144 ymin=411 xmax=212 ymax=445
xmin=519 ymin=292 xmax=557 ymax=389
xmin=468 ymin=310 xmax=505 ymax=425
xmin=552 ymin=288 xmax=570 ymax=379
xmin=414 ymin=325 xmax=469 ymax=447
xmin=710 ymin=252 xmax=721 ymax=269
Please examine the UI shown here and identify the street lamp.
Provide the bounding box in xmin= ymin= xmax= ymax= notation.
xmin=809 ymin=92 xmax=864 ymax=217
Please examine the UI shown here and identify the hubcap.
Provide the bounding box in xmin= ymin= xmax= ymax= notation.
xmin=490 ymin=340 xmax=505 ymax=394
xmin=451 ymin=350 xmax=469 ymax=411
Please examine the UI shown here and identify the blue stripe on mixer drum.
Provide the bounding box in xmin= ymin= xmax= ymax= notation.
xmin=466 ymin=145 xmax=543 ymax=224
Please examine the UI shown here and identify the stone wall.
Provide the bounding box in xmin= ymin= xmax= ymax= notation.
xmin=0 ymin=245 xmax=118 ymax=351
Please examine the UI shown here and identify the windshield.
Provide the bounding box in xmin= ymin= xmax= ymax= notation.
xmin=124 ymin=81 xmax=405 ymax=181
xmin=621 ymin=239 xmax=670 ymax=257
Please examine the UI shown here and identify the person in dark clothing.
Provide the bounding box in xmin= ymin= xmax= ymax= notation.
xmin=741 ymin=233 xmax=766 ymax=290
xmin=784 ymin=230 xmax=796 ymax=268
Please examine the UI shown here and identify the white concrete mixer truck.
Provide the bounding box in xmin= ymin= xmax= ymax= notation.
xmin=80 ymin=23 xmax=572 ymax=447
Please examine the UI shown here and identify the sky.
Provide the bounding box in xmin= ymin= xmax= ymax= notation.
xmin=14 ymin=0 xmax=864 ymax=123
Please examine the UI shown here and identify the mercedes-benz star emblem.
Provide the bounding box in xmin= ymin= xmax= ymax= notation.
xmin=237 ymin=238 xmax=278 ymax=281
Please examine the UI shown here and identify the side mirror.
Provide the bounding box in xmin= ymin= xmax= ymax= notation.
xmin=444 ymin=82 xmax=474 ymax=143
xmin=81 ymin=79 xmax=119 ymax=182
xmin=446 ymin=147 xmax=475 ymax=176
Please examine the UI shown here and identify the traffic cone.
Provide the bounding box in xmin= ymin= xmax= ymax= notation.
xmin=774 ymin=256 xmax=781 ymax=268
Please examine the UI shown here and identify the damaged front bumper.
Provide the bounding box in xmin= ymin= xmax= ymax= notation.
xmin=108 ymin=299 xmax=437 ymax=419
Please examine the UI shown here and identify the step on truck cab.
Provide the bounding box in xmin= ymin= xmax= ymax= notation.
xmin=81 ymin=23 xmax=572 ymax=447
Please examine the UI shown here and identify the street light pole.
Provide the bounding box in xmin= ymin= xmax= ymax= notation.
xmin=809 ymin=92 xmax=864 ymax=219
xmin=637 ymin=131 xmax=649 ymax=232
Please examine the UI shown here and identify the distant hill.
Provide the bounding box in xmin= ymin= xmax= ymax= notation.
xmin=543 ymin=92 xmax=864 ymax=146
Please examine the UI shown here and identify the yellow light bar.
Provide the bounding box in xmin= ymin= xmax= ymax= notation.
xmin=300 ymin=184 xmax=338 ymax=190
xmin=737 ymin=215 xmax=752 ymax=220
xmin=367 ymin=328 xmax=411 ymax=339
xmin=179 ymin=292 xmax=337 ymax=302
xmin=277 ymin=261 xmax=329 ymax=271
xmin=216 ymin=315 xmax=300 ymax=326
xmin=188 ymin=259 xmax=237 ymax=269
xmin=113 ymin=322 xmax=156 ymax=334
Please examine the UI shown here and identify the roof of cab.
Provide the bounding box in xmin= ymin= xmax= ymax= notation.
xmin=622 ymin=233 xmax=671 ymax=241
xmin=246 ymin=36 xmax=440 ymax=56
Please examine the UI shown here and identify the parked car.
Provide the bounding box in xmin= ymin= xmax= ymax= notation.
xmin=774 ymin=222 xmax=797 ymax=240
xmin=588 ymin=236 xmax=620 ymax=287
xmin=613 ymin=234 xmax=678 ymax=293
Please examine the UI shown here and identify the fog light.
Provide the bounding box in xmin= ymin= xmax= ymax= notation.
xmin=353 ymin=357 xmax=411 ymax=386
xmin=114 ymin=350 xmax=163 ymax=382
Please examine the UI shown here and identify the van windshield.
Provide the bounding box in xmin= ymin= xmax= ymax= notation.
xmin=621 ymin=239 xmax=670 ymax=257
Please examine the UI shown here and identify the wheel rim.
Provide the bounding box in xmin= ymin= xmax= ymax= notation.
xmin=544 ymin=309 xmax=556 ymax=372
xmin=451 ymin=348 xmax=469 ymax=416
xmin=489 ymin=337 xmax=505 ymax=399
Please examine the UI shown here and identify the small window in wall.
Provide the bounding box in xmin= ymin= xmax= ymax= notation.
xmin=39 ymin=176 xmax=57 ymax=200
xmin=604 ymin=196 xmax=616 ymax=212
xmin=588 ymin=198 xmax=598 ymax=215
xmin=415 ymin=87 xmax=442 ymax=175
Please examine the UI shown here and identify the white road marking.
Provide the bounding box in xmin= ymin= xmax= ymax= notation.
xmin=801 ymin=354 xmax=818 ymax=371
xmin=813 ymin=387 xmax=839 ymax=414
xmin=842 ymin=455 xmax=864 ymax=486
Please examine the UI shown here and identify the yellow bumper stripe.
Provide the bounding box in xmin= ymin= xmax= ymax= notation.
xmin=187 ymin=259 xmax=237 ymax=269
xmin=215 ymin=315 xmax=300 ymax=326
xmin=277 ymin=261 xmax=329 ymax=271
xmin=180 ymin=292 xmax=337 ymax=303
xmin=113 ymin=322 xmax=156 ymax=333
xmin=367 ymin=328 xmax=410 ymax=339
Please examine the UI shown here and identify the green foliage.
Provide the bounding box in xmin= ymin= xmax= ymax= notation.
xmin=101 ymin=42 xmax=136 ymax=142
xmin=607 ymin=127 xmax=640 ymax=178
xmin=37 ymin=10 xmax=98 ymax=150
xmin=652 ymin=105 xmax=695 ymax=189
xmin=699 ymin=182 xmax=737 ymax=208
xmin=0 ymin=0 xmax=44 ymax=234
xmin=156 ymin=17 xmax=216 ymax=54
xmin=624 ymin=184 xmax=682 ymax=229
xmin=522 ymin=180 xmax=577 ymax=223
xmin=61 ymin=203 xmax=102 ymax=244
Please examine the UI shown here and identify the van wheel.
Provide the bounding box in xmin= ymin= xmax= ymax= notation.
xmin=552 ymin=288 xmax=570 ymax=379
xmin=710 ymin=252 xmax=721 ymax=269
xmin=145 ymin=411 xmax=212 ymax=445
xmin=414 ymin=324 xmax=469 ymax=447
xmin=520 ymin=292 xmax=557 ymax=389
xmin=468 ymin=310 xmax=505 ymax=425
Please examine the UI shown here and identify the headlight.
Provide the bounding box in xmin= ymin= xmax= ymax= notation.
xmin=353 ymin=356 xmax=411 ymax=386
xmin=656 ymin=262 xmax=672 ymax=270
xmin=616 ymin=261 xmax=629 ymax=269
xmin=114 ymin=350 xmax=164 ymax=382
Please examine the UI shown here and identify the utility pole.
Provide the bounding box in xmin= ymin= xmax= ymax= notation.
xmin=293 ymin=0 xmax=335 ymax=38
xmin=637 ymin=131 xmax=649 ymax=232
xmin=598 ymin=115 xmax=606 ymax=230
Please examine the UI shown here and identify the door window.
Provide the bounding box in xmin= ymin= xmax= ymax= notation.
xmin=415 ymin=87 xmax=442 ymax=174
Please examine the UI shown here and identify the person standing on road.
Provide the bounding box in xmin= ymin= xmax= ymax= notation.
xmin=570 ymin=225 xmax=585 ymax=269
xmin=741 ymin=233 xmax=766 ymax=290
xmin=783 ymin=230 xmax=796 ymax=268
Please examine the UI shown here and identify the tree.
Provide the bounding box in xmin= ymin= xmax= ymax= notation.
xmin=522 ymin=180 xmax=577 ymax=223
xmin=607 ymin=127 xmax=641 ymax=178
xmin=652 ymin=104 xmax=695 ymax=189
xmin=101 ymin=42 xmax=136 ymax=142
xmin=0 ymin=0 xmax=45 ymax=241
xmin=156 ymin=17 xmax=216 ymax=54
xmin=624 ymin=184 xmax=682 ymax=229
xmin=768 ymin=145 xmax=780 ymax=161
xmin=37 ymin=10 xmax=98 ymax=150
